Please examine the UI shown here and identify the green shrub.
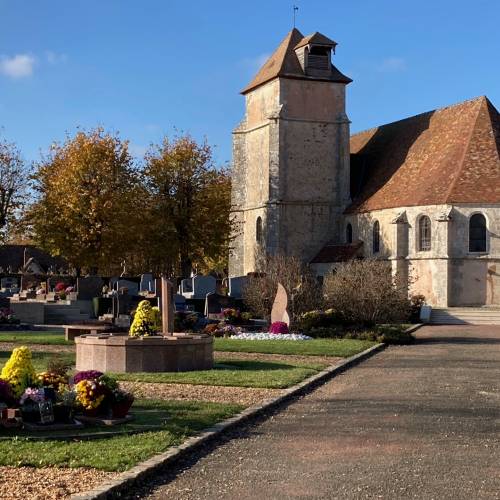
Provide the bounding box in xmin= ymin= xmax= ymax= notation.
xmin=297 ymin=309 xmax=345 ymax=333
xmin=374 ymin=324 xmax=414 ymax=344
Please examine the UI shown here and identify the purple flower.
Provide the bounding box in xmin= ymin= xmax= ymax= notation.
xmin=20 ymin=387 xmax=45 ymax=405
xmin=73 ymin=370 xmax=104 ymax=384
xmin=269 ymin=322 xmax=289 ymax=335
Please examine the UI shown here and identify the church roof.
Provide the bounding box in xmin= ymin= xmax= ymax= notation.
xmin=241 ymin=29 xmax=351 ymax=94
xmin=294 ymin=32 xmax=337 ymax=49
xmin=347 ymin=96 xmax=500 ymax=213
xmin=310 ymin=242 xmax=363 ymax=264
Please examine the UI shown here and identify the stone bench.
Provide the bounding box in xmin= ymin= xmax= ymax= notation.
xmin=64 ymin=324 xmax=113 ymax=341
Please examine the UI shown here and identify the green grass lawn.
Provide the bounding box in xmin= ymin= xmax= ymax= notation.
xmin=0 ymin=332 xmax=376 ymax=359
xmin=0 ymin=331 xmax=70 ymax=345
xmin=0 ymin=399 xmax=242 ymax=471
xmin=0 ymin=351 xmax=326 ymax=389
xmin=214 ymin=338 xmax=376 ymax=357
xmin=113 ymin=359 xmax=327 ymax=389
xmin=0 ymin=349 xmax=75 ymax=372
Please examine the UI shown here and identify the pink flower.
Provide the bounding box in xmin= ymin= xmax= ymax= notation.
xmin=269 ymin=322 xmax=289 ymax=335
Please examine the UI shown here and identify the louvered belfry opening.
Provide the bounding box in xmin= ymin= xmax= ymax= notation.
xmin=308 ymin=45 xmax=330 ymax=71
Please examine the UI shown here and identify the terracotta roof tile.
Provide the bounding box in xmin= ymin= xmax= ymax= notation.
xmin=294 ymin=32 xmax=337 ymax=49
xmin=347 ymin=96 xmax=500 ymax=213
xmin=311 ymin=242 xmax=363 ymax=264
xmin=242 ymin=29 xmax=351 ymax=94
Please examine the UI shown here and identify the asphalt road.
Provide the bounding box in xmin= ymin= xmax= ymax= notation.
xmin=128 ymin=325 xmax=500 ymax=500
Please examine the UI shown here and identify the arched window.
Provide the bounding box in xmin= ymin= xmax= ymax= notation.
xmin=256 ymin=216 xmax=263 ymax=244
xmin=346 ymin=223 xmax=353 ymax=244
xmin=418 ymin=216 xmax=431 ymax=251
xmin=372 ymin=220 xmax=380 ymax=254
xmin=469 ymin=213 xmax=487 ymax=252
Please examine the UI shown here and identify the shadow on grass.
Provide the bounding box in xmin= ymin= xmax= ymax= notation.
xmin=214 ymin=360 xmax=301 ymax=371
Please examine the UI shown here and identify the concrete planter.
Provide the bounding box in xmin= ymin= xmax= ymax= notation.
xmin=75 ymin=333 xmax=213 ymax=373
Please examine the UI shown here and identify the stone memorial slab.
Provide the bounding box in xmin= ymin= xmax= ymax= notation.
xmin=228 ymin=276 xmax=247 ymax=298
xmin=140 ymin=273 xmax=155 ymax=293
xmin=271 ymin=282 xmax=290 ymax=326
xmin=180 ymin=278 xmax=193 ymax=297
xmin=204 ymin=292 xmax=235 ymax=319
xmin=77 ymin=277 xmax=104 ymax=300
xmin=174 ymin=293 xmax=187 ymax=311
xmin=115 ymin=279 xmax=139 ymax=296
xmin=0 ymin=277 xmax=18 ymax=289
xmin=192 ymin=275 xmax=216 ymax=299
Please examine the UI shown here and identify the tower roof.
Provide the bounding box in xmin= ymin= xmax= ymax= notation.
xmin=294 ymin=32 xmax=337 ymax=50
xmin=241 ymin=29 xmax=351 ymax=94
xmin=347 ymin=96 xmax=500 ymax=213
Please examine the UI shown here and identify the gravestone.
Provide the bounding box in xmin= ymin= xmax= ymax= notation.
xmin=228 ymin=276 xmax=247 ymax=298
xmin=115 ymin=279 xmax=139 ymax=296
xmin=192 ymin=275 xmax=216 ymax=299
xmin=0 ymin=277 xmax=18 ymax=290
xmin=180 ymin=278 xmax=193 ymax=297
xmin=140 ymin=273 xmax=155 ymax=293
xmin=174 ymin=293 xmax=187 ymax=311
xmin=77 ymin=277 xmax=104 ymax=300
xmin=270 ymin=283 xmax=290 ymax=326
xmin=161 ymin=277 xmax=174 ymax=334
xmin=204 ymin=292 xmax=235 ymax=319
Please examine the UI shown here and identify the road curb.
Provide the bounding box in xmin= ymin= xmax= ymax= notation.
xmin=71 ymin=341 xmax=386 ymax=500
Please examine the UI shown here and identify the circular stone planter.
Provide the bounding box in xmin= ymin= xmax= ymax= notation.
xmin=75 ymin=333 xmax=213 ymax=373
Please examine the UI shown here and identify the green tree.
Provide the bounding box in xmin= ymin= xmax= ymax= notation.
xmin=28 ymin=128 xmax=142 ymax=274
xmin=143 ymin=135 xmax=233 ymax=276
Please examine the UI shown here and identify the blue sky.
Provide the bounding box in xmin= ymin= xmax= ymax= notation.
xmin=0 ymin=0 xmax=498 ymax=165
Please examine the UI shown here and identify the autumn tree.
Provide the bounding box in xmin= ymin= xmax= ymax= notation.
xmin=27 ymin=128 xmax=142 ymax=274
xmin=0 ymin=137 xmax=29 ymax=241
xmin=142 ymin=135 xmax=233 ymax=276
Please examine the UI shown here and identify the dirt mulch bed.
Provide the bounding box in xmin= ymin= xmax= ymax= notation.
xmin=0 ymin=342 xmax=74 ymax=353
xmin=0 ymin=466 xmax=117 ymax=499
xmin=120 ymin=381 xmax=283 ymax=407
xmin=214 ymin=350 xmax=342 ymax=366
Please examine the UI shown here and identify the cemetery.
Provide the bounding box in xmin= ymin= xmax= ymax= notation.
xmin=0 ymin=263 xmax=387 ymax=497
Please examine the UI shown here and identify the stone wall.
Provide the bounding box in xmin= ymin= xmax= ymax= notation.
xmin=229 ymin=76 xmax=351 ymax=276
xmin=343 ymin=203 xmax=500 ymax=307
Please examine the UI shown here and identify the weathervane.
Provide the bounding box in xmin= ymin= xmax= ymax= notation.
xmin=293 ymin=4 xmax=298 ymax=27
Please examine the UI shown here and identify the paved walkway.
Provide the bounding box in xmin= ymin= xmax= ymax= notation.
xmin=130 ymin=325 xmax=500 ymax=500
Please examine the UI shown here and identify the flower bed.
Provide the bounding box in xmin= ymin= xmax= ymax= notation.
xmin=0 ymin=346 xmax=134 ymax=429
xmin=230 ymin=332 xmax=312 ymax=341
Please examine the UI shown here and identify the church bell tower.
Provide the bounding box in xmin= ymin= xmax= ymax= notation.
xmin=229 ymin=29 xmax=352 ymax=276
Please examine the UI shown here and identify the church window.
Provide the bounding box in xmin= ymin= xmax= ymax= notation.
xmin=469 ymin=213 xmax=487 ymax=252
xmin=418 ymin=216 xmax=431 ymax=251
xmin=346 ymin=223 xmax=353 ymax=244
xmin=372 ymin=221 xmax=380 ymax=254
xmin=256 ymin=217 xmax=263 ymax=244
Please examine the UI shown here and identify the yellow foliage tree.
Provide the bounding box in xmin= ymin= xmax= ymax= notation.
xmin=27 ymin=128 xmax=143 ymax=274
xmin=142 ymin=135 xmax=234 ymax=276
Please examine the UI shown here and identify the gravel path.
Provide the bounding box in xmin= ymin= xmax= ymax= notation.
xmin=125 ymin=325 xmax=500 ymax=500
xmin=120 ymin=381 xmax=283 ymax=406
xmin=214 ymin=351 xmax=341 ymax=365
xmin=0 ymin=466 xmax=117 ymax=499
xmin=0 ymin=342 xmax=74 ymax=353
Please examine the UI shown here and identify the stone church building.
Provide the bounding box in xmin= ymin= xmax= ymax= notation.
xmin=229 ymin=28 xmax=500 ymax=308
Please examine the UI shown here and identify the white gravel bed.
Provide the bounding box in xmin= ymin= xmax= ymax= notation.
xmin=230 ymin=332 xmax=312 ymax=341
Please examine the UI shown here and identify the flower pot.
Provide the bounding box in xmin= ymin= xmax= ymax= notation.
xmin=53 ymin=404 xmax=73 ymax=423
xmin=43 ymin=388 xmax=56 ymax=402
xmin=83 ymin=407 xmax=100 ymax=417
xmin=111 ymin=400 xmax=133 ymax=419
xmin=21 ymin=404 xmax=40 ymax=423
